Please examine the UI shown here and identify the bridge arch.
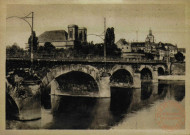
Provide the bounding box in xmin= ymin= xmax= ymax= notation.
xmin=110 ymin=65 xmax=134 ymax=86
xmin=41 ymin=64 xmax=100 ymax=94
xmin=156 ymin=65 xmax=166 ymax=76
xmin=110 ymin=65 xmax=134 ymax=77
xmin=41 ymin=64 xmax=101 ymax=88
xmin=139 ymin=65 xmax=154 ymax=81
xmin=110 ymin=69 xmax=133 ymax=84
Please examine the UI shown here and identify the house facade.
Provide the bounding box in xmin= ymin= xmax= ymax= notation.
xmin=116 ymin=39 xmax=131 ymax=53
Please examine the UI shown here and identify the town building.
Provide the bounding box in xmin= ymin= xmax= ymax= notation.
xmin=131 ymin=42 xmax=145 ymax=53
xmin=164 ymin=43 xmax=178 ymax=57
xmin=156 ymin=42 xmax=167 ymax=60
xmin=155 ymin=42 xmax=178 ymax=60
xmin=116 ymin=29 xmax=179 ymax=61
xmin=116 ymin=39 xmax=131 ymax=53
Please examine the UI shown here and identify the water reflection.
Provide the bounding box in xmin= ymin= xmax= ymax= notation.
xmin=51 ymin=97 xmax=97 ymax=129
xmin=141 ymin=82 xmax=153 ymax=100
xmin=6 ymin=80 xmax=185 ymax=129
xmin=158 ymin=80 xmax=185 ymax=102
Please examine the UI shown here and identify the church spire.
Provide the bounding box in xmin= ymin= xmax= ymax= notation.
xmin=145 ymin=28 xmax=154 ymax=43
xmin=149 ymin=28 xmax=152 ymax=35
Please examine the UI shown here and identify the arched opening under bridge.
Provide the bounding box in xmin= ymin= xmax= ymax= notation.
xmin=158 ymin=67 xmax=165 ymax=76
xmin=110 ymin=69 xmax=133 ymax=85
xmin=140 ymin=68 xmax=153 ymax=81
xmin=55 ymin=71 xmax=99 ymax=96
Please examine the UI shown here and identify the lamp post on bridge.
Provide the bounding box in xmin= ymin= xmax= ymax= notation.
xmin=7 ymin=12 xmax=34 ymax=69
xmin=87 ymin=17 xmax=107 ymax=62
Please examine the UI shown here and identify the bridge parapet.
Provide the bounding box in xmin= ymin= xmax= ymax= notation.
xmin=6 ymin=57 xmax=169 ymax=64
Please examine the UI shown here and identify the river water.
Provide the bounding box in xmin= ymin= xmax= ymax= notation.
xmin=6 ymin=80 xmax=185 ymax=129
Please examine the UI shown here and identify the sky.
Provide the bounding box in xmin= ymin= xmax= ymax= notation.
xmin=6 ymin=4 xmax=189 ymax=48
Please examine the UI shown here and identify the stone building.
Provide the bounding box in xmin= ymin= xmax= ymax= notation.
xmin=116 ymin=39 xmax=146 ymax=53
xmin=131 ymin=42 xmax=145 ymax=52
xmin=156 ymin=42 xmax=178 ymax=60
xmin=116 ymin=39 xmax=145 ymax=59
xmin=164 ymin=43 xmax=178 ymax=57
xmin=116 ymin=39 xmax=131 ymax=53
xmin=26 ymin=24 xmax=87 ymax=49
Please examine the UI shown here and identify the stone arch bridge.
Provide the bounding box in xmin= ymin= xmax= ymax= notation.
xmin=6 ymin=59 xmax=171 ymax=97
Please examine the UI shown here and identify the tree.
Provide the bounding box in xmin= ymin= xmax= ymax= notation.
xmin=145 ymin=53 xmax=154 ymax=60
xmin=105 ymin=27 xmax=115 ymax=47
xmin=44 ymin=42 xmax=56 ymax=53
xmin=175 ymin=52 xmax=185 ymax=62
xmin=6 ymin=43 xmax=25 ymax=57
xmin=28 ymin=31 xmax=39 ymax=53
xmin=105 ymin=27 xmax=121 ymax=57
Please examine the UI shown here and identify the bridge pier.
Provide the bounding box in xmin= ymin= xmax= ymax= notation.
xmin=51 ymin=95 xmax=61 ymax=113
xmin=152 ymin=82 xmax=158 ymax=95
xmin=128 ymin=88 xmax=141 ymax=111
xmin=166 ymin=62 xmax=172 ymax=75
xmin=152 ymin=70 xmax=158 ymax=83
xmin=99 ymin=76 xmax=111 ymax=97
xmin=133 ymin=73 xmax=141 ymax=88
xmin=50 ymin=79 xmax=60 ymax=95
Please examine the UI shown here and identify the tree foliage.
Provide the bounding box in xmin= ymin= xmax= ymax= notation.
xmin=44 ymin=42 xmax=56 ymax=53
xmin=145 ymin=53 xmax=154 ymax=60
xmin=105 ymin=27 xmax=121 ymax=57
xmin=6 ymin=43 xmax=25 ymax=57
xmin=175 ymin=51 xmax=185 ymax=62
xmin=28 ymin=31 xmax=39 ymax=52
xmin=105 ymin=27 xmax=115 ymax=46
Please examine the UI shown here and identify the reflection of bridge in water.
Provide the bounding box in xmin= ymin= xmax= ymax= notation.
xmin=43 ymin=81 xmax=184 ymax=129
xmin=6 ymin=58 xmax=172 ymax=98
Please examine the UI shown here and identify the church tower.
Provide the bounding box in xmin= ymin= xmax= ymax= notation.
xmin=145 ymin=28 xmax=155 ymax=53
xmin=145 ymin=28 xmax=154 ymax=43
xmin=78 ymin=27 xmax=87 ymax=42
xmin=68 ymin=24 xmax=78 ymax=41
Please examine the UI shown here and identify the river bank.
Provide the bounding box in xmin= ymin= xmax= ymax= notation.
xmin=158 ymin=75 xmax=185 ymax=81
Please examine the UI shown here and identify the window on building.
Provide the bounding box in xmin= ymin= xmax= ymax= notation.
xmin=69 ymin=30 xmax=73 ymax=38
xmin=84 ymin=31 xmax=86 ymax=41
xmin=79 ymin=31 xmax=82 ymax=40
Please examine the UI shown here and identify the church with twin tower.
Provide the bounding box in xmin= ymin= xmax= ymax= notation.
xmin=36 ymin=24 xmax=87 ymax=49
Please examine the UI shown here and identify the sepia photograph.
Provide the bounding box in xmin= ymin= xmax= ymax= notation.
xmin=3 ymin=1 xmax=188 ymax=132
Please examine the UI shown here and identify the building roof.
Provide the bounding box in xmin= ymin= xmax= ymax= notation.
xmin=116 ymin=39 xmax=128 ymax=46
xmin=157 ymin=42 xmax=177 ymax=50
xmin=164 ymin=43 xmax=176 ymax=47
xmin=68 ymin=24 xmax=78 ymax=28
xmin=38 ymin=30 xmax=68 ymax=43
